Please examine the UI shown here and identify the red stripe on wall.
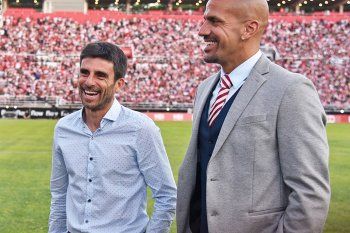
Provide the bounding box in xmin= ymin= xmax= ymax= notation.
xmin=143 ymin=113 xmax=350 ymax=123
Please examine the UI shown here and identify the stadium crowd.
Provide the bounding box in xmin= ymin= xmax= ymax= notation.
xmin=0 ymin=15 xmax=349 ymax=109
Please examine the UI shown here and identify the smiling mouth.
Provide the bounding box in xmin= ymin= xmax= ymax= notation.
xmin=84 ymin=90 xmax=99 ymax=96
xmin=203 ymin=40 xmax=218 ymax=52
xmin=205 ymin=41 xmax=218 ymax=45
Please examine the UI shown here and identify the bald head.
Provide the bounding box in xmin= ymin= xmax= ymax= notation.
xmin=244 ymin=0 xmax=269 ymax=33
xmin=228 ymin=0 xmax=269 ymax=35
xmin=199 ymin=0 xmax=269 ymax=72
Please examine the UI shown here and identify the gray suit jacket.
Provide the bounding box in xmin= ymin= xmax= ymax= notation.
xmin=176 ymin=55 xmax=330 ymax=233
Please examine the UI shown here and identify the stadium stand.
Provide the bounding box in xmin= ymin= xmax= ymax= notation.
xmin=0 ymin=9 xmax=349 ymax=112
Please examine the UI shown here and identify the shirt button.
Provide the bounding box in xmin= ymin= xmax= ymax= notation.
xmin=89 ymin=179 xmax=92 ymax=182
xmin=88 ymin=199 xmax=91 ymax=203
xmin=89 ymin=157 xmax=93 ymax=161
xmin=85 ymin=220 xmax=89 ymax=223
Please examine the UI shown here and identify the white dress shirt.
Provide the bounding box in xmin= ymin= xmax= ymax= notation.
xmin=209 ymin=50 xmax=263 ymax=113
xmin=49 ymin=99 xmax=177 ymax=233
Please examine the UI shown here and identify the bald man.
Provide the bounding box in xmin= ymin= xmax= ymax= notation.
xmin=176 ymin=0 xmax=330 ymax=232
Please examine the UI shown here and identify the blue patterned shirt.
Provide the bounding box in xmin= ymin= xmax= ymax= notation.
xmin=49 ymin=99 xmax=177 ymax=233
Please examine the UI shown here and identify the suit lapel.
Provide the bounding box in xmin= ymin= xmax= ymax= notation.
xmin=210 ymin=55 xmax=270 ymax=159
xmin=181 ymin=72 xmax=220 ymax=174
xmin=192 ymin=72 xmax=220 ymax=136
xmin=180 ymin=72 xmax=221 ymax=192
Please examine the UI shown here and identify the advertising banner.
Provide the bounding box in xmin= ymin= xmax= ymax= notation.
xmin=0 ymin=107 xmax=349 ymax=123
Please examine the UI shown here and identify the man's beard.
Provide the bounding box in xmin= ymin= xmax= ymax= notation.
xmin=79 ymin=87 xmax=115 ymax=112
xmin=203 ymin=55 xmax=219 ymax=64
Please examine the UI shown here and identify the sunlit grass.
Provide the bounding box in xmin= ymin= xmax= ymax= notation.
xmin=0 ymin=120 xmax=348 ymax=232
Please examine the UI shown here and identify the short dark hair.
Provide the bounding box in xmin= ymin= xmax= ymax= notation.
xmin=80 ymin=42 xmax=127 ymax=82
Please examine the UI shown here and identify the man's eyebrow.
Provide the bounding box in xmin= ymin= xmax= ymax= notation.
xmin=94 ymin=70 xmax=108 ymax=77
xmin=205 ymin=15 xmax=223 ymax=22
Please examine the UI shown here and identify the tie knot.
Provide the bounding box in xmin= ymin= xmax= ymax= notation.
xmin=221 ymin=74 xmax=233 ymax=89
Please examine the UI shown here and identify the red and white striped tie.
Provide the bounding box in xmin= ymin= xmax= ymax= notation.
xmin=208 ymin=74 xmax=233 ymax=126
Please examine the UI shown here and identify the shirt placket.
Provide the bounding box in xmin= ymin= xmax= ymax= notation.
xmin=81 ymin=124 xmax=100 ymax=228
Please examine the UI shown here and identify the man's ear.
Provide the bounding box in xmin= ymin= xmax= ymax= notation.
xmin=114 ymin=78 xmax=125 ymax=92
xmin=241 ymin=20 xmax=259 ymax=40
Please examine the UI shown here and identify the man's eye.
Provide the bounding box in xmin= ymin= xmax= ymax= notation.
xmin=80 ymin=70 xmax=89 ymax=76
xmin=96 ymin=73 xmax=107 ymax=79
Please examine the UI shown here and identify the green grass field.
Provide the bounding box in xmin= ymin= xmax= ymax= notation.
xmin=0 ymin=120 xmax=349 ymax=233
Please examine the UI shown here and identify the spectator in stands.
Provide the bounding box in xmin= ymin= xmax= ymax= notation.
xmin=0 ymin=14 xmax=349 ymax=110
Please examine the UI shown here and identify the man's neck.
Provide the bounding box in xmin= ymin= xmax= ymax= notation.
xmin=222 ymin=47 xmax=260 ymax=74
xmin=83 ymin=104 xmax=111 ymax=132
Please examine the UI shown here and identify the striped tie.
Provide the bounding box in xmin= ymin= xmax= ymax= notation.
xmin=208 ymin=74 xmax=233 ymax=126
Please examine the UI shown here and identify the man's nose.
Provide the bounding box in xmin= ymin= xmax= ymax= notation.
xmin=85 ymin=74 xmax=95 ymax=86
xmin=198 ymin=21 xmax=210 ymax=37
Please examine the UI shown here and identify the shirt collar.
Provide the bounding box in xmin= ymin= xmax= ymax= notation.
xmin=78 ymin=98 xmax=121 ymax=122
xmin=220 ymin=50 xmax=262 ymax=88
xmin=102 ymin=98 xmax=121 ymax=122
